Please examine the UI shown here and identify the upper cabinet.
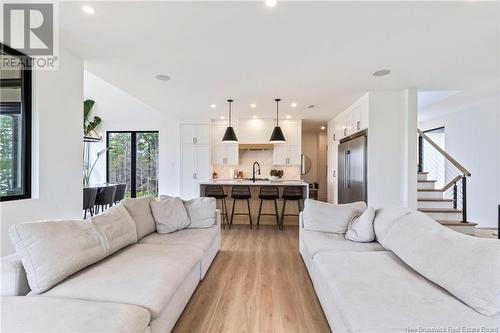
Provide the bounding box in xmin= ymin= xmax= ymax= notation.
xmin=182 ymin=124 xmax=210 ymax=145
xmin=211 ymin=120 xmax=239 ymax=166
xmin=237 ymin=118 xmax=275 ymax=144
xmin=333 ymin=93 xmax=369 ymax=142
xmin=272 ymin=120 xmax=302 ymax=166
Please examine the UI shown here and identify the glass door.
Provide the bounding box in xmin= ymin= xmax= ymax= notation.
xmin=107 ymin=131 xmax=159 ymax=198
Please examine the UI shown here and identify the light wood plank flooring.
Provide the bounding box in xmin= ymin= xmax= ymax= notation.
xmin=172 ymin=225 xmax=331 ymax=333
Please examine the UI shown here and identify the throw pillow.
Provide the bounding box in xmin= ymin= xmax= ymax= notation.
xmin=303 ymin=199 xmax=367 ymax=234
xmin=345 ymin=207 xmax=375 ymax=242
xmin=150 ymin=197 xmax=191 ymax=233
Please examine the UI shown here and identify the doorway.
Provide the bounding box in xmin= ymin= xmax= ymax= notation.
xmin=106 ymin=131 xmax=159 ymax=198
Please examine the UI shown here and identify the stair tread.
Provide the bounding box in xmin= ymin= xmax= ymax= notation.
xmin=418 ymin=198 xmax=454 ymax=202
xmin=418 ymin=172 xmax=429 ymax=174
xmin=417 ymin=189 xmax=443 ymax=192
xmin=438 ymin=220 xmax=478 ymax=226
xmin=419 ymin=208 xmax=462 ymax=213
xmin=418 ymin=180 xmax=437 ymax=183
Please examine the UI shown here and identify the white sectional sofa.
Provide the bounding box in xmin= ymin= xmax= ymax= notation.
xmin=1 ymin=196 xmax=221 ymax=333
xmin=300 ymin=201 xmax=500 ymax=333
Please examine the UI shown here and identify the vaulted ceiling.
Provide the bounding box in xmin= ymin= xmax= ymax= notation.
xmin=60 ymin=1 xmax=499 ymax=121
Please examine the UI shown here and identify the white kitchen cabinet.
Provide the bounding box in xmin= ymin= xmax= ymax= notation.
xmin=182 ymin=124 xmax=210 ymax=145
xmin=211 ymin=122 xmax=239 ymax=166
xmin=272 ymin=120 xmax=302 ymax=166
xmin=180 ymin=124 xmax=211 ymax=199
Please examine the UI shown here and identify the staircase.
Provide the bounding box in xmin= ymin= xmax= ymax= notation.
xmin=417 ymin=129 xmax=476 ymax=235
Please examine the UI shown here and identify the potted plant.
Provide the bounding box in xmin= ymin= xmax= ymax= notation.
xmin=270 ymin=169 xmax=284 ymax=180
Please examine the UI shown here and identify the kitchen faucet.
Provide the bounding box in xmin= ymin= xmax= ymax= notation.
xmin=252 ymin=162 xmax=261 ymax=183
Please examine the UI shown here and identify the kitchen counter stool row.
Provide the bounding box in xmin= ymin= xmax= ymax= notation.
xmin=204 ymin=185 xmax=304 ymax=230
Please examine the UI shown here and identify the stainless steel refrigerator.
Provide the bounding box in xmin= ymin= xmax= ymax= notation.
xmin=338 ymin=133 xmax=367 ymax=204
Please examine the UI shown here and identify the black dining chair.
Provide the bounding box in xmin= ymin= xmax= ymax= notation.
xmin=83 ymin=187 xmax=98 ymax=219
xmin=114 ymin=183 xmax=127 ymax=204
xmin=94 ymin=185 xmax=117 ymax=214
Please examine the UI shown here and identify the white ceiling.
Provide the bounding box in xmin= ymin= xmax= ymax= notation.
xmin=60 ymin=1 xmax=499 ymax=121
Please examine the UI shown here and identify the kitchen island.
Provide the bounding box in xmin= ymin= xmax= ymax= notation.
xmin=199 ymin=180 xmax=309 ymax=226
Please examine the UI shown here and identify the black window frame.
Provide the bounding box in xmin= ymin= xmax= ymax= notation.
xmin=106 ymin=130 xmax=159 ymax=198
xmin=0 ymin=43 xmax=32 ymax=202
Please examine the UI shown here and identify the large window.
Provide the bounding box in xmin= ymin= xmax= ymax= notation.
xmin=0 ymin=43 xmax=32 ymax=201
xmin=106 ymin=131 xmax=159 ymax=198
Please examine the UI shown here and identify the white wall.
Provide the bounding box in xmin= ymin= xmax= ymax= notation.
xmin=84 ymin=71 xmax=179 ymax=196
xmin=367 ymin=90 xmax=417 ymax=209
xmin=419 ymin=96 xmax=500 ymax=228
xmin=0 ymin=47 xmax=84 ymax=255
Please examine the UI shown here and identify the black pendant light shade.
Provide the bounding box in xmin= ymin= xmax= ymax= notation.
xmin=222 ymin=99 xmax=238 ymax=142
xmin=269 ymin=98 xmax=286 ymax=142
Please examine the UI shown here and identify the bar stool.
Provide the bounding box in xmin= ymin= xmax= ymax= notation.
xmin=230 ymin=185 xmax=252 ymax=229
xmin=256 ymin=186 xmax=280 ymax=230
xmin=280 ymin=186 xmax=304 ymax=229
xmin=205 ymin=185 xmax=229 ymax=229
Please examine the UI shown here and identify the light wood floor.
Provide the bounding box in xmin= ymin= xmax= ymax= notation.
xmin=172 ymin=225 xmax=331 ymax=333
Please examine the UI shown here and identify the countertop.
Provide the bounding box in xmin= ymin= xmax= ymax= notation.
xmin=199 ymin=179 xmax=308 ymax=186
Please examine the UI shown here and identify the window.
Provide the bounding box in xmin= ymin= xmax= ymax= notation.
xmin=0 ymin=43 xmax=32 ymax=201
xmin=106 ymin=131 xmax=159 ymax=198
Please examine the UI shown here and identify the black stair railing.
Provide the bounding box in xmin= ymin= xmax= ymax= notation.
xmin=417 ymin=129 xmax=471 ymax=223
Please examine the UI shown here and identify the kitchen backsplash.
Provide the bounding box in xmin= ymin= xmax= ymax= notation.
xmin=211 ymin=149 xmax=301 ymax=180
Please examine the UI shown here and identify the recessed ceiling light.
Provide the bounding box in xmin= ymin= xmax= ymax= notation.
xmin=373 ymin=69 xmax=391 ymax=77
xmin=210 ymin=104 xmax=217 ymax=109
xmin=220 ymin=116 xmax=225 ymax=119
xmin=307 ymin=104 xmax=315 ymax=109
xmin=286 ymin=115 xmax=291 ymax=119
xmin=290 ymin=102 xmax=297 ymax=108
xmin=265 ymin=0 xmax=278 ymax=8
xmin=155 ymin=74 xmax=170 ymax=81
xmin=320 ymin=126 xmax=326 ymax=130
xmin=252 ymin=115 xmax=258 ymax=119
xmin=250 ymin=103 xmax=257 ymax=108
xmin=82 ymin=5 xmax=96 ymax=15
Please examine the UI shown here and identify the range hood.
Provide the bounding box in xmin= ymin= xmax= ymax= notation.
xmin=238 ymin=143 xmax=274 ymax=151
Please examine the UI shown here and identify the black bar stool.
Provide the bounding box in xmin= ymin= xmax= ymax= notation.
xmin=205 ymin=185 xmax=229 ymax=229
xmin=230 ymin=185 xmax=252 ymax=229
xmin=280 ymin=186 xmax=304 ymax=229
xmin=257 ymin=186 xmax=280 ymax=229
xmin=83 ymin=187 xmax=98 ymax=219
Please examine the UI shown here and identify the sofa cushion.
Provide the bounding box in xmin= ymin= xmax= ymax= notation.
xmin=1 ymin=296 xmax=150 ymax=333
xmin=183 ymin=197 xmax=217 ymax=228
xmin=373 ymin=206 xmax=412 ymax=243
xmin=345 ymin=206 xmax=375 ymax=242
xmin=89 ymin=205 xmax=138 ymax=253
xmin=313 ymin=250 xmax=498 ymax=331
xmin=0 ymin=254 xmax=29 ymax=296
xmin=122 ymin=196 xmax=156 ymax=238
xmin=150 ymin=196 xmax=191 ymax=233
xmin=378 ymin=210 xmax=500 ymax=316
xmin=42 ymin=243 xmax=203 ymax=318
xmin=139 ymin=225 xmax=219 ymax=254
xmin=303 ymin=199 xmax=367 ymax=234
xmin=301 ymin=229 xmax=385 ymax=258
xmin=9 ymin=206 xmax=137 ymax=294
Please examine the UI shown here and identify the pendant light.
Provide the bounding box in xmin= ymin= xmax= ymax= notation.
xmin=269 ymin=98 xmax=286 ymax=142
xmin=222 ymin=99 xmax=238 ymax=142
